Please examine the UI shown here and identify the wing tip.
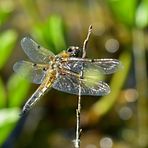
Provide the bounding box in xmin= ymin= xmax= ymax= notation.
xmin=21 ymin=36 xmax=29 ymax=43
xmin=105 ymin=87 xmax=111 ymax=95
xmin=21 ymin=36 xmax=34 ymax=47
xmin=13 ymin=61 xmax=20 ymax=73
xmin=102 ymin=82 xmax=111 ymax=96
xmin=21 ymin=36 xmax=31 ymax=41
xmin=118 ymin=61 xmax=124 ymax=70
xmin=13 ymin=60 xmax=24 ymax=73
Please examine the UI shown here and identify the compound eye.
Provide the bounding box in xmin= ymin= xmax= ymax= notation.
xmin=67 ymin=47 xmax=73 ymax=52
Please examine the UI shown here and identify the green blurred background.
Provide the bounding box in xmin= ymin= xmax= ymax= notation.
xmin=0 ymin=0 xmax=148 ymax=148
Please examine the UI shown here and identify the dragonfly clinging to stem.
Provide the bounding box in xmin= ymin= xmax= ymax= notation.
xmin=13 ymin=26 xmax=122 ymax=116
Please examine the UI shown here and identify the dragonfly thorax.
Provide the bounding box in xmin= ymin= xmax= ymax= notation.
xmin=50 ymin=56 xmax=62 ymax=69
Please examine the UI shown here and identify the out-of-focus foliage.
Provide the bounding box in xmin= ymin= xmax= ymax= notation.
xmin=0 ymin=0 xmax=147 ymax=148
xmin=0 ymin=0 xmax=20 ymax=145
xmin=108 ymin=0 xmax=148 ymax=29
xmin=0 ymin=30 xmax=17 ymax=69
xmin=136 ymin=0 xmax=148 ymax=28
xmin=107 ymin=0 xmax=137 ymax=27
xmin=0 ymin=78 xmax=6 ymax=108
xmin=0 ymin=0 xmax=14 ymax=26
xmin=7 ymin=74 xmax=30 ymax=107
xmin=32 ymin=15 xmax=66 ymax=54
xmin=0 ymin=108 xmax=20 ymax=144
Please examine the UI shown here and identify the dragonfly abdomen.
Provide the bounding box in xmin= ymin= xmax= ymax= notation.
xmin=20 ymin=70 xmax=57 ymax=116
xmin=21 ymin=86 xmax=48 ymax=116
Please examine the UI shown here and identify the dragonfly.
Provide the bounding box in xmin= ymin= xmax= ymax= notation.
xmin=13 ymin=31 xmax=122 ymax=116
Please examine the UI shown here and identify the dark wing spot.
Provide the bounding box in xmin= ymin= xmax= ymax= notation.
xmin=43 ymin=67 xmax=47 ymax=71
xmin=33 ymin=63 xmax=37 ymax=66
xmin=37 ymin=45 xmax=40 ymax=49
xmin=91 ymin=59 xmax=95 ymax=62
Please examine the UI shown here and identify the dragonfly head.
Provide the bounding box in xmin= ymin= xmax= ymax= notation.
xmin=66 ymin=46 xmax=81 ymax=57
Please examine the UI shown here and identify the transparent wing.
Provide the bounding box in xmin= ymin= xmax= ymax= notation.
xmin=21 ymin=37 xmax=55 ymax=63
xmin=52 ymin=73 xmax=110 ymax=96
xmin=63 ymin=57 xmax=122 ymax=74
xmin=13 ymin=60 xmax=48 ymax=84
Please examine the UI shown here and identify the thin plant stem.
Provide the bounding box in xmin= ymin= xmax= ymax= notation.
xmin=74 ymin=25 xmax=92 ymax=148
xmin=74 ymin=72 xmax=82 ymax=148
xmin=82 ymin=25 xmax=92 ymax=58
xmin=132 ymin=29 xmax=148 ymax=147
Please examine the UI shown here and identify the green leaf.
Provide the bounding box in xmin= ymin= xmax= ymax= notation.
xmin=136 ymin=0 xmax=148 ymax=28
xmin=7 ymin=74 xmax=30 ymax=107
xmin=0 ymin=1 xmax=14 ymax=25
xmin=0 ymin=30 xmax=18 ymax=69
xmin=0 ymin=77 xmax=6 ymax=108
xmin=0 ymin=10 xmax=10 ymax=26
xmin=0 ymin=108 xmax=19 ymax=145
xmin=107 ymin=0 xmax=137 ymax=27
xmin=48 ymin=15 xmax=66 ymax=53
xmin=32 ymin=15 xmax=66 ymax=54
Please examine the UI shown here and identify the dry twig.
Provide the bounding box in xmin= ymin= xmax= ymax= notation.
xmin=74 ymin=25 xmax=92 ymax=148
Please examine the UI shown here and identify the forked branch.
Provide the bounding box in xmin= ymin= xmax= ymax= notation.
xmin=82 ymin=25 xmax=92 ymax=58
